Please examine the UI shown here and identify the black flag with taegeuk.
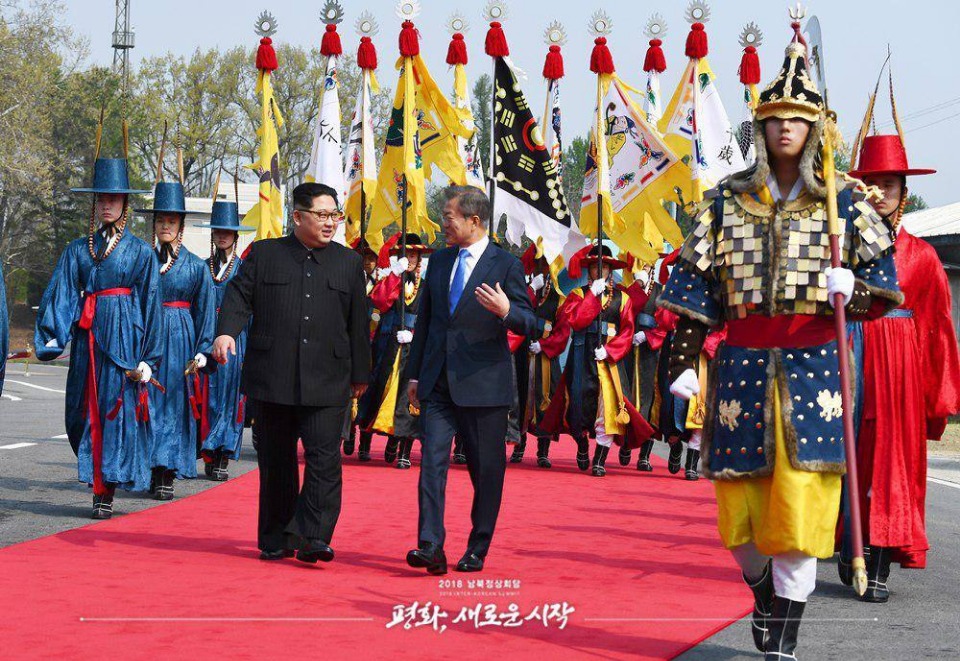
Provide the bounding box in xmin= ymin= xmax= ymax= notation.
xmin=492 ymin=57 xmax=581 ymax=265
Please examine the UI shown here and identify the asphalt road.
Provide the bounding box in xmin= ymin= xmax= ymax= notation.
xmin=2 ymin=364 xmax=958 ymax=659
xmin=0 ymin=362 xmax=258 ymax=546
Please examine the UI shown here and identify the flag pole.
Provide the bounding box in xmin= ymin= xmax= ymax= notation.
xmin=355 ymin=22 xmax=378 ymax=249
xmin=397 ymin=14 xmax=420 ymax=334
xmin=485 ymin=10 xmax=510 ymax=240
xmin=589 ymin=14 xmax=615 ymax=271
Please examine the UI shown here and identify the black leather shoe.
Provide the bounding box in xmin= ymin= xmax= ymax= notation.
xmin=406 ymin=543 xmax=448 ymax=575
xmin=297 ymin=542 xmax=335 ymax=564
xmin=259 ymin=549 xmax=295 ymax=561
xmin=455 ymin=552 xmax=484 ymax=573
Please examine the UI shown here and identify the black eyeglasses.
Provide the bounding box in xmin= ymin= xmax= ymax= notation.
xmin=297 ymin=209 xmax=345 ymax=224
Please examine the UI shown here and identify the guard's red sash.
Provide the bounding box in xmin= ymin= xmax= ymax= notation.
xmin=78 ymin=287 xmax=132 ymax=495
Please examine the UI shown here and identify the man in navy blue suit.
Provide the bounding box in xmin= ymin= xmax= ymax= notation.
xmin=404 ymin=186 xmax=536 ymax=575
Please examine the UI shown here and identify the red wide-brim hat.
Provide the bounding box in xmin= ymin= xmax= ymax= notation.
xmin=849 ymin=134 xmax=936 ymax=179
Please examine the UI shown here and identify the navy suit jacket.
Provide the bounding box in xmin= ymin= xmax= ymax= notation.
xmin=405 ymin=241 xmax=536 ymax=407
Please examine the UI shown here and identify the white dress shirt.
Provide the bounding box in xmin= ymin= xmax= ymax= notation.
xmin=449 ymin=235 xmax=490 ymax=289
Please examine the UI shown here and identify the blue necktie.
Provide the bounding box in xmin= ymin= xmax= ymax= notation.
xmin=449 ymin=248 xmax=469 ymax=315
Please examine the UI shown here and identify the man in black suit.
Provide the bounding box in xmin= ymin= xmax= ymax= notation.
xmin=405 ymin=185 xmax=536 ymax=575
xmin=212 ymin=182 xmax=370 ymax=564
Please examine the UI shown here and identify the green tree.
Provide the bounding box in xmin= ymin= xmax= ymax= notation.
xmin=562 ymin=135 xmax=588 ymax=221
xmin=471 ymin=73 xmax=492 ymax=173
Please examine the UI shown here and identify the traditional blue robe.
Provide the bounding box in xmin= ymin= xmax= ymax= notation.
xmin=34 ymin=231 xmax=163 ymax=492
xmin=1 ymin=263 xmax=8 ymax=397
xmin=200 ymin=256 xmax=247 ymax=459
xmin=150 ymin=247 xmax=216 ymax=478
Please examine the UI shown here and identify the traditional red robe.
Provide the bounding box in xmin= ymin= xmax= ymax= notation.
xmin=857 ymin=229 xmax=960 ymax=568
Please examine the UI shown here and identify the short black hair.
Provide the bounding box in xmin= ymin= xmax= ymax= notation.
xmin=292 ymin=182 xmax=339 ymax=210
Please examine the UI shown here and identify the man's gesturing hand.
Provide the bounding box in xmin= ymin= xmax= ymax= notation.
xmin=475 ymin=282 xmax=510 ymax=319
xmin=212 ymin=335 xmax=236 ymax=365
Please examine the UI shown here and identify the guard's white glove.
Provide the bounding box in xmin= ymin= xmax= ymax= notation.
xmin=670 ymin=368 xmax=700 ymax=401
xmin=137 ymin=361 xmax=153 ymax=384
xmin=594 ymin=346 xmax=608 ymax=361
xmin=638 ymin=269 xmax=651 ymax=286
xmin=193 ymin=353 xmax=207 ymax=370
xmin=389 ymin=255 xmax=409 ymax=277
xmin=825 ymin=267 xmax=855 ymax=308
xmin=376 ymin=267 xmax=390 ymax=280
xmin=45 ymin=339 xmax=59 ymax=348
xmin=530 ymin=273 xmax=546 ymax=292
xmin=396 ymin=329 xmax=413 ymax=345
xmin=529 ymin=341 xmax=542 ymax=355
xmin=590 ymin=278 xmax=607 ymax=297
xmin=633 ymin=331 xmax=647 ymax=346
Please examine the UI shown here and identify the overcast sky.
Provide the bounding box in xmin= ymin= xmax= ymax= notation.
xmin=63 ymin=0 xmax=957 ymax=207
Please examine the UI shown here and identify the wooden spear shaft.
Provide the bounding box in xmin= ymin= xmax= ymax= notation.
xmin=822 ymin=113 xmax=868 ymax=597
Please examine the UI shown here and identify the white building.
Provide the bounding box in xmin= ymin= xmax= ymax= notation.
xmin=902 ymin=203 xmax=960 ymax=334
xmin=178 ymin=183 xmax=286 ymax=257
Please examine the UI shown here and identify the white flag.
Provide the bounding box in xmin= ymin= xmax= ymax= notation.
xmin=542 ymin=78 xmax=564 ymax=186
xmin=660 ymin=59 xmax=744 ymax=202
xmin=644 ymin=71 xmax=664 ymax=127
xmin=343 ymin=68 xmax=378 ymax=245
xmin=306 ymin=55 xmax=345 ymax=242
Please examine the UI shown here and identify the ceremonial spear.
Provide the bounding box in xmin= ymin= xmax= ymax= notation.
xmin=805 ymin=8 xmax=869 ymax=596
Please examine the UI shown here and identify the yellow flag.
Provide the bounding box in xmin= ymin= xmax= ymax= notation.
xmin=343 ymin=68 xmax=379 ymax=245
xmin=366 ymin=57 xmax=433 ymax=252
xmin=243 ymin=69 xmax=285 ymax=241
xmin=411 ymin=54 xmax=473 ymax=185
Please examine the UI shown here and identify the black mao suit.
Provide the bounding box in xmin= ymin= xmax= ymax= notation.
xmin=218 ymin=234 xmax=370 ymax=551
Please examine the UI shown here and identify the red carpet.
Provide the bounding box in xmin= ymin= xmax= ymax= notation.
xmin=0 ymin=437 xmax=750 ymax=659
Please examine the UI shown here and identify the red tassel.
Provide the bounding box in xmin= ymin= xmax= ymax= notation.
xmin=320 ymin=24 xmax=342 ymax=57
xmin=399 ymin=20 xmax=420 ymax=57
xmin=643 ymin=38 xmax=666 ymax=73
xmin=377 ymin=232 xmax=402 ymax=268
xmin=256 ymin=37 xmax=278 ymax=72
xmin=685 ymin=22 xmax=708 ymax=59
xmin=542 ymin=44 xmax=564 ymax=80
xmin=521 ymin=244 xmax=538 ymax=274
xmin=739 ymin=45 xmax=761 ymax=85
xmin=446 ymin=32 xmax=468 ymax=65
xmin=590 ymin=37 xmax=615 ymax=75
xmin=568 ymin=245 xmax=593 ymax=280
xmin=485 ymin=21 xmax=510 ymax=57
xmin=357 ymin=36 xmax=378 ymax=70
